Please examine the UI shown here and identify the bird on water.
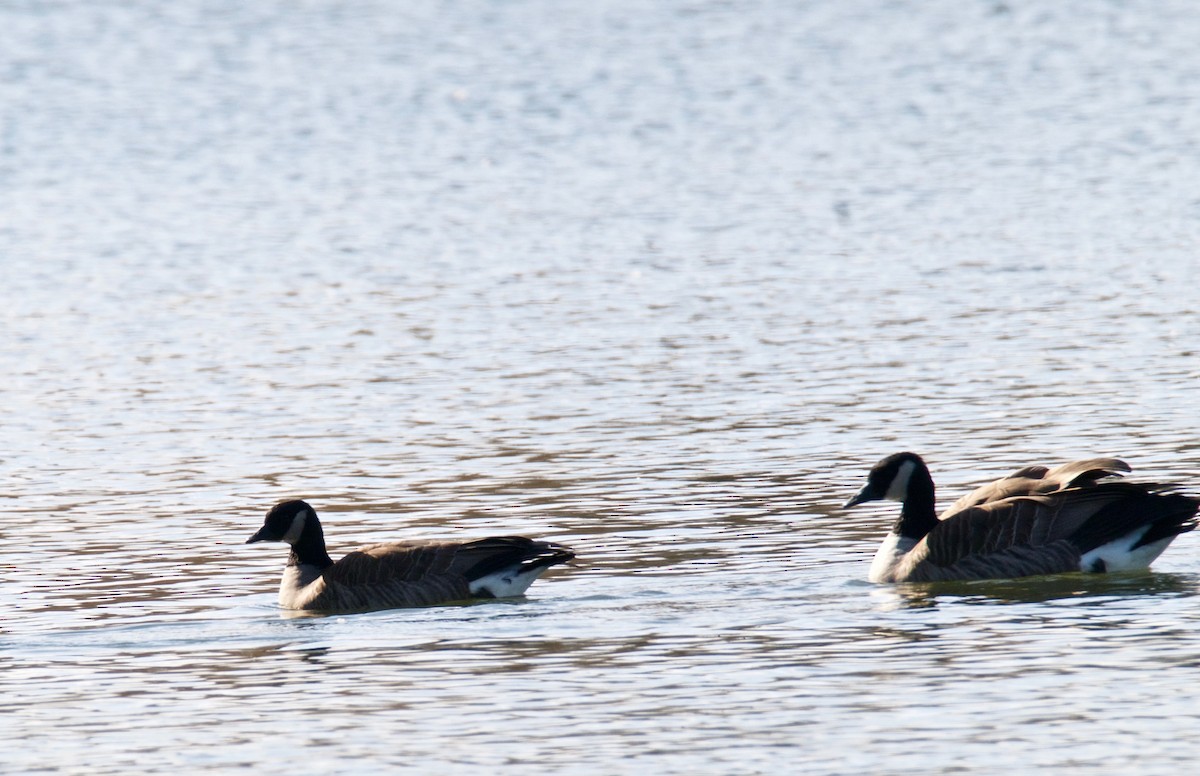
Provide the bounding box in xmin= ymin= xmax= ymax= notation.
xmin=844 ymin=452 xmax=1198 ymax=583
xmin=246 ymin=499 xmax=576 ymax=612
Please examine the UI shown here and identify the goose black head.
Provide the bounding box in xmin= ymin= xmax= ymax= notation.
xmin=246 ymin=499 xmax=315 ymax=545
xmin=843 ymin=452 xmax=927 ymax=508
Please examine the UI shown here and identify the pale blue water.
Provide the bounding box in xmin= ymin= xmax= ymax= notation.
xmin=5 ymin=1 xmax=1200 ymax=773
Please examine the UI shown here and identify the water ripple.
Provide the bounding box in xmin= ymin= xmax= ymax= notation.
xmin=7 ymin=0 xmax=1200 ymax=773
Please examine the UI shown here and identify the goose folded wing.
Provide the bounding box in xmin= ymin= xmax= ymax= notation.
xmin=1041 ymin=458 xmax=1130 ymax=489
xmin=441 ymin=536 xmax=574 ymax=580
xmin=312 ymin=543 xmax=475 ymax=608
xmin=940 ymin=458 xmax=1130 ymax=519
xmin=942 ymin=468 xmax=1050 ymax=518
xmin=327 ymin=541 xmax=464 ymax=585
xmin=918 ymin=490 xmax=1124 ymax=569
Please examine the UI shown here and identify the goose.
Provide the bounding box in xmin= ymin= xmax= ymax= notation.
xmin=246 ymin=499 xmax=576 ymax=612
xmin=844 ymin=452 xmax=1198 ymax=583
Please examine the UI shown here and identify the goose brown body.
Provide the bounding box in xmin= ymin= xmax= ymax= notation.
xmin=247 ymin=500 xmax=575 ymax=612
xmin=845 ymin=453 xmax=1197 ymax=583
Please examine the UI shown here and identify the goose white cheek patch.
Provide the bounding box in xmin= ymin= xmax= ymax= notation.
xmin=885 ymin=460 xmax=916 ymax=501
xmin=281 ymin=510 xmax=308 ymax=544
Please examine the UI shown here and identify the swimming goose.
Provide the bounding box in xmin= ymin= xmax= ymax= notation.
xmin=246 ymin=500 xmax=576 ymax=612
xmin=844 ymin=452 xmax=1198 ymax=583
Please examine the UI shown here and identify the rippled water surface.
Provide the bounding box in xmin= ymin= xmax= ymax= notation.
xmin=6 ymin=1 xmax=1200 ymax=773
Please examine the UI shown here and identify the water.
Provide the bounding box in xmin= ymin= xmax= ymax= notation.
xmin=5 ymin=0 xmax=1200 ymax=772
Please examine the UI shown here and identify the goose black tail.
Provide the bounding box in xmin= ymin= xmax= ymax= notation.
xmin=462 ymin=537 xmax=576 ymax=582
xmin=1069 ymin=490 xmax=1199 ymax=553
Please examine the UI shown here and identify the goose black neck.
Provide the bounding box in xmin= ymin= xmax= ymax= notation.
xmin=895 ymin=466 xmax=938 ymax=541
xmin=287 ymin=513 xmax=334 ymax=569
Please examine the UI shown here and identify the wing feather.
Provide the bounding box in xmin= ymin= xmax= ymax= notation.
xmin=941 ymin=458 xmax=1131 ymax=519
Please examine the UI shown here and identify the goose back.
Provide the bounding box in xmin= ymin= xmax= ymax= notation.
xmin=940 ymin=457 xmax=1131 ymax=519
